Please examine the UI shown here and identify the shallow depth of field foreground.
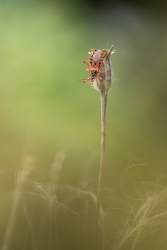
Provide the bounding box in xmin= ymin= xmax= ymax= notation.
xmin=0 ymin=1 xmax=167 ymax=250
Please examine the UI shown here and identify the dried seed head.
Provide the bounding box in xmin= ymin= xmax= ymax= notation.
xmin=91 ymin=46 xmax=115 ymax=93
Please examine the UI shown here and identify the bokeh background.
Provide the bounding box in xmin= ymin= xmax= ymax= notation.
xmin=0 ymin=0 xmax=167 ymax=249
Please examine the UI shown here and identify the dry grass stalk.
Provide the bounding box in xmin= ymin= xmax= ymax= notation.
xmin=113 ymin=187 xmax=167 ymax=250
xmin=2 ymin=156 xmax=35 ymax=250
xmin=88 ymin=46 xmax=115 ymax=221
xmin=84 ymin=46 xmax=115 ymax=250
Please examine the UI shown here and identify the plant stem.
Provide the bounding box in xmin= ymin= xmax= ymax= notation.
xmin=95 ymin=89 xmax=108 ymax=221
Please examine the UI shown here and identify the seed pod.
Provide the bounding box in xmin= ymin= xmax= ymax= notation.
xmin=92 ymin=46 xmax=115 ymax=93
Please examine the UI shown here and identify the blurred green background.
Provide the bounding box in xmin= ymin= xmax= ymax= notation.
xmin=0 ymin=0 xmax=167 ymax=249
xmin=0 ymin=0 xmax=167 ymax=184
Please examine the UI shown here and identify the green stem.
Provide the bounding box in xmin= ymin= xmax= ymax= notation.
xmin=95 ymin=89 xmax=108 ymax=221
